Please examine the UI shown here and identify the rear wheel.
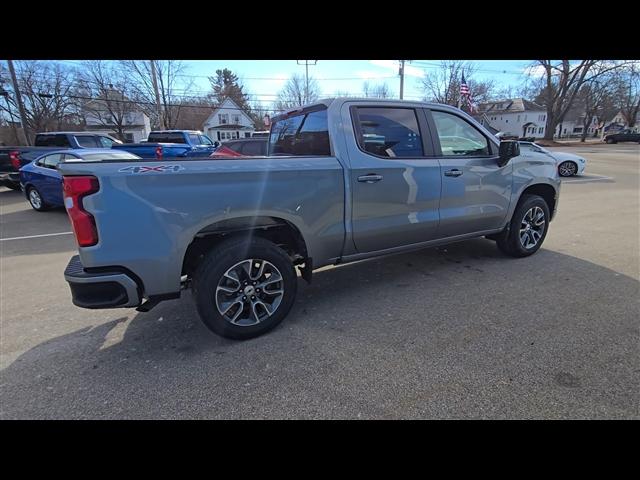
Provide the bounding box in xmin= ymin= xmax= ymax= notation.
xmin=192 ymin=237 xmax=298 ymax=340
xmin=558 ymin=161 xmax=577 ymax=177
xmin=496 ymin=194 xmax=550 ymax=258
xmin=26 ymin=186 xmax=48 ymax=211
xmin=606 ymin=137 xmax=616 ymax=144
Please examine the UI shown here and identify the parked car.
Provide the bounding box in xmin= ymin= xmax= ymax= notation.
xmin=20 ymin=149 xmax=141 ymax=211
xmin=111 ymin=130 xmax=220 ymax=158
xmin=518 ymin=141 xmax=586 ymax=177
xmin=603 ymin=129 xmax=640 ymax=144
xmin=60 ymin=98 xmax=560 ymax=340
xmin=219 ymin=138 xmax=268 ymax=156
xmin=0 ymin=132 xmax=122 ymax=190
xmin=251 ymin=131 xmax=270 ymax=138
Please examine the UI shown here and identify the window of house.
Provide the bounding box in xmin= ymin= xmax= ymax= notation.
xmin=538 ymin=127 xmax=543 ymax=134
xmin=245 ymin=132 xmax=251 ymax=138
xmin=219 ymin=114 xmax=229 ymax=124
xmin=353 ymin=107 xmax=423 ymax=158
xmin=432 ymin=110 xmax=490 ymax=156
xmin=269 ymin=107 xmax=331 ymax=156
xmin=233 ymin=114 xmax=240 ymax=124
xmin=232 ymin=132 xmax=238 ymax=139
xmin=125 ymin=133 xmax=134 ymax=143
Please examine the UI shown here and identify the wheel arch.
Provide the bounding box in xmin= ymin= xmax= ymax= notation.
xmin=181 ymin=215 xmax=311 ymax=282
xmin=517 ymin=182 xmax=558 ymax=220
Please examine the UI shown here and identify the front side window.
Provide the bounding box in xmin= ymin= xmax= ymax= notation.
xmin=199 ymin=135 xmax=213 ymax=145
xmin=188 ymin=134 xmax=201 ymax=144
xmin=431 ymin=110 xmax=490 ymax=156
xmin=354 ymin=107 xmax=423 ymax=158
xmin=75 ymin=135 xmax=99 ymax=148
xmin=98 ymin=136 xmax=115 ymax=148
xmin=269 ymin=108 xmax=330 ymax=156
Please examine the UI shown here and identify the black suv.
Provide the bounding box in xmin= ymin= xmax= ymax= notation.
xmin=603 ymin=129 xmax=640 ymax=144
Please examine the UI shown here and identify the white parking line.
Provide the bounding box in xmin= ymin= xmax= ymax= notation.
xmin=562 ymin=175 xmax=614 ymax=183
xmin=0 ymin=231 xmax=73 ymax=242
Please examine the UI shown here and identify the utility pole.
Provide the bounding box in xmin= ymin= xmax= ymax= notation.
xmin=399 ymin=60 xmax=405 ymax=100
xmin=7 ymin=60 xmax=30 ymax=145
xmin=297 ymin=60 xmax=317 ymax=104
xmin=150 ymin=60 xmax=165 ymax=129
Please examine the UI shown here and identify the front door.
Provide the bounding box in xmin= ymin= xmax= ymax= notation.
xmin=345 ymin=103 xmax=442 ymax=253
xmin=428 ymin=109 xmax=512 ymax=238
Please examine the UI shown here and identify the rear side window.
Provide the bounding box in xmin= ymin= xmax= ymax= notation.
xmin=75 ymin=135 xmax=99 ymax=148
xmin=431 ymin=110 xmax=490 ymax=156
xmin=269 ymin=109 xmax=330 ymax=156
xmin=147 ymin=133 xmax=187 ymax=144
xmin=354 ymin=107 xmax=424 ymax=158
xmin=39 ymin=153 xmax=63 ymax=168
xmin=35 ymin=135 xmax=71 ymax=147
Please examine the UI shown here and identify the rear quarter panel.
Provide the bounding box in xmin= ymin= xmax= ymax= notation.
xmin=58 ymin=157 xmax=345 ymax=296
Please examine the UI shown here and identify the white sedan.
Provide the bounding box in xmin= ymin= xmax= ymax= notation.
xmin=518 ymin=141 xmax=586 ymax=177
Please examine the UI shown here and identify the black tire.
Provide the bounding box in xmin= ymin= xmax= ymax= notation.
xmin=5 ymin=181 xmax=20 ymax=191
xmin=605 ymin=137 xmax=615 ymax=144
xmin=495 ymin=194 xmax=550 ymax=258
xmin=192 ymin=236 xmax=298 ymax=340
xmin=26 ymin=186 xmax=48 ymax=211
xmin=558 ymin=161 xmax=578 ymax=177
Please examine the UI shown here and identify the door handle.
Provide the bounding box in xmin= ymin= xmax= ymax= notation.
xmin=358 ymin=174 xmax=383 ymax=183
xmin=444 ymin=169 xmax=463 ymax=177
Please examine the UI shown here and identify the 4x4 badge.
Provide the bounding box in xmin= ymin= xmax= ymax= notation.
xmin=119 ymin=165 xmax=185 ymax=173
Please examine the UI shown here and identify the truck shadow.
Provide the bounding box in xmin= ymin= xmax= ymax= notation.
xmin=2 ymin=238 xmax=639 ymax=418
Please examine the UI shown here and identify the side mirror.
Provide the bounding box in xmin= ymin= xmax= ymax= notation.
xmin=498 ymin=141 xmax=520 ymax=167
xmin=213 ymin=141 xmax=220 ymax=148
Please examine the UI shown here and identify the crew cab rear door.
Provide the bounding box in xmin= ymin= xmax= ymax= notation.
xmin=342 ymin=102 xmax=441 ymax=253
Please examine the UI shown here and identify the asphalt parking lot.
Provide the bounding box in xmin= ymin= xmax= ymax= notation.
xmin=1 ymin=144 xmax=638 ymax=419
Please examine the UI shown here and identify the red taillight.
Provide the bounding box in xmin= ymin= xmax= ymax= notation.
xmin=62 ymin=176 xmax=100 ymax=247
xmin=155 ymin=146 xmax=163 ymax=159
xmin=9 ymin=150 xmax=21 ymax=170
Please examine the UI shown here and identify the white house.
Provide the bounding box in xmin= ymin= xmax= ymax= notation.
xmin=554 ymin=107 xmax=600 ymax=138
xmin=82 ymin=92 xmax=151 ymax=143
xmin=202 ymin=98 xmax=255 ymax=142
xmin=607 ymin=110 xmax=639 ymax=132
xmin=477 ymin=98 xmax=548 ymax=139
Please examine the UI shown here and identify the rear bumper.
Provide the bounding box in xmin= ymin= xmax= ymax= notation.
xmin=64 ymin=255 xmax=141 ymax=309
xmin=0 ymin=172 xmax=20 ymax=187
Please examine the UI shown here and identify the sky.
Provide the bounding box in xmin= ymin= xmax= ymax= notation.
xmin=3 ymin=59 xmax=538 ymax=108
xmin=181 ymin=60 xmax=535 ymax=105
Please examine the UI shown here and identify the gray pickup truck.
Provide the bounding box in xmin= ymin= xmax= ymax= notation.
xmin=60 ymin=98 xmax=560 ymax=340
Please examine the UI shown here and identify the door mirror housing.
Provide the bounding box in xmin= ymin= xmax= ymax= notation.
xmin=498 ymin=140 xmax=520 ymax=167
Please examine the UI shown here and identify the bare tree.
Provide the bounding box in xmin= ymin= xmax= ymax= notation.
xmin=121 ymin=60 xmax=192 ymax=129
xmin=363 ymin=81 xmax=393 ymax=98
xmin=78 ymin=61 xmax=139 ymax=141
xmin=420 ymin=61 xmax=494 ymax=112
xmin=611 ymin=62 xmax=640 ymax=128
xmin=274 ymin=74 xmax=320 ymax=111
xmin=528 ymin=60 xmax=627 ymax=140
xmin=0 ymin=61 xmax=79 ymax=139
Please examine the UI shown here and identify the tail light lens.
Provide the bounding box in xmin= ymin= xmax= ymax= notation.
xmin=9 ymin=150 xmax=21 ymax=170
xmin=63 ymin=176 xmax=100 ymax=247
xmin=155 ymin=146 xmax=163 ymax=159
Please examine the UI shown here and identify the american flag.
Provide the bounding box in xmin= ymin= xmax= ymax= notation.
xmin=460 ymin=72 xmax=474 ymax=113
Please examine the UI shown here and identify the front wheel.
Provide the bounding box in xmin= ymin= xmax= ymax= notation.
xmin=558 ymin=161 xmax=577 ymax=177
xmin=605 ymin=137 xmax=616 ymax=144
xmin=192 ymin=237 xmax=298 ymax=340
xmin=496 ymin=194 xmax=550 ymax=258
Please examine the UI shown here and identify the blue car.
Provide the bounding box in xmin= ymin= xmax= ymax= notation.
xmin=20 ymin=149 xmax=141 ymax=211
